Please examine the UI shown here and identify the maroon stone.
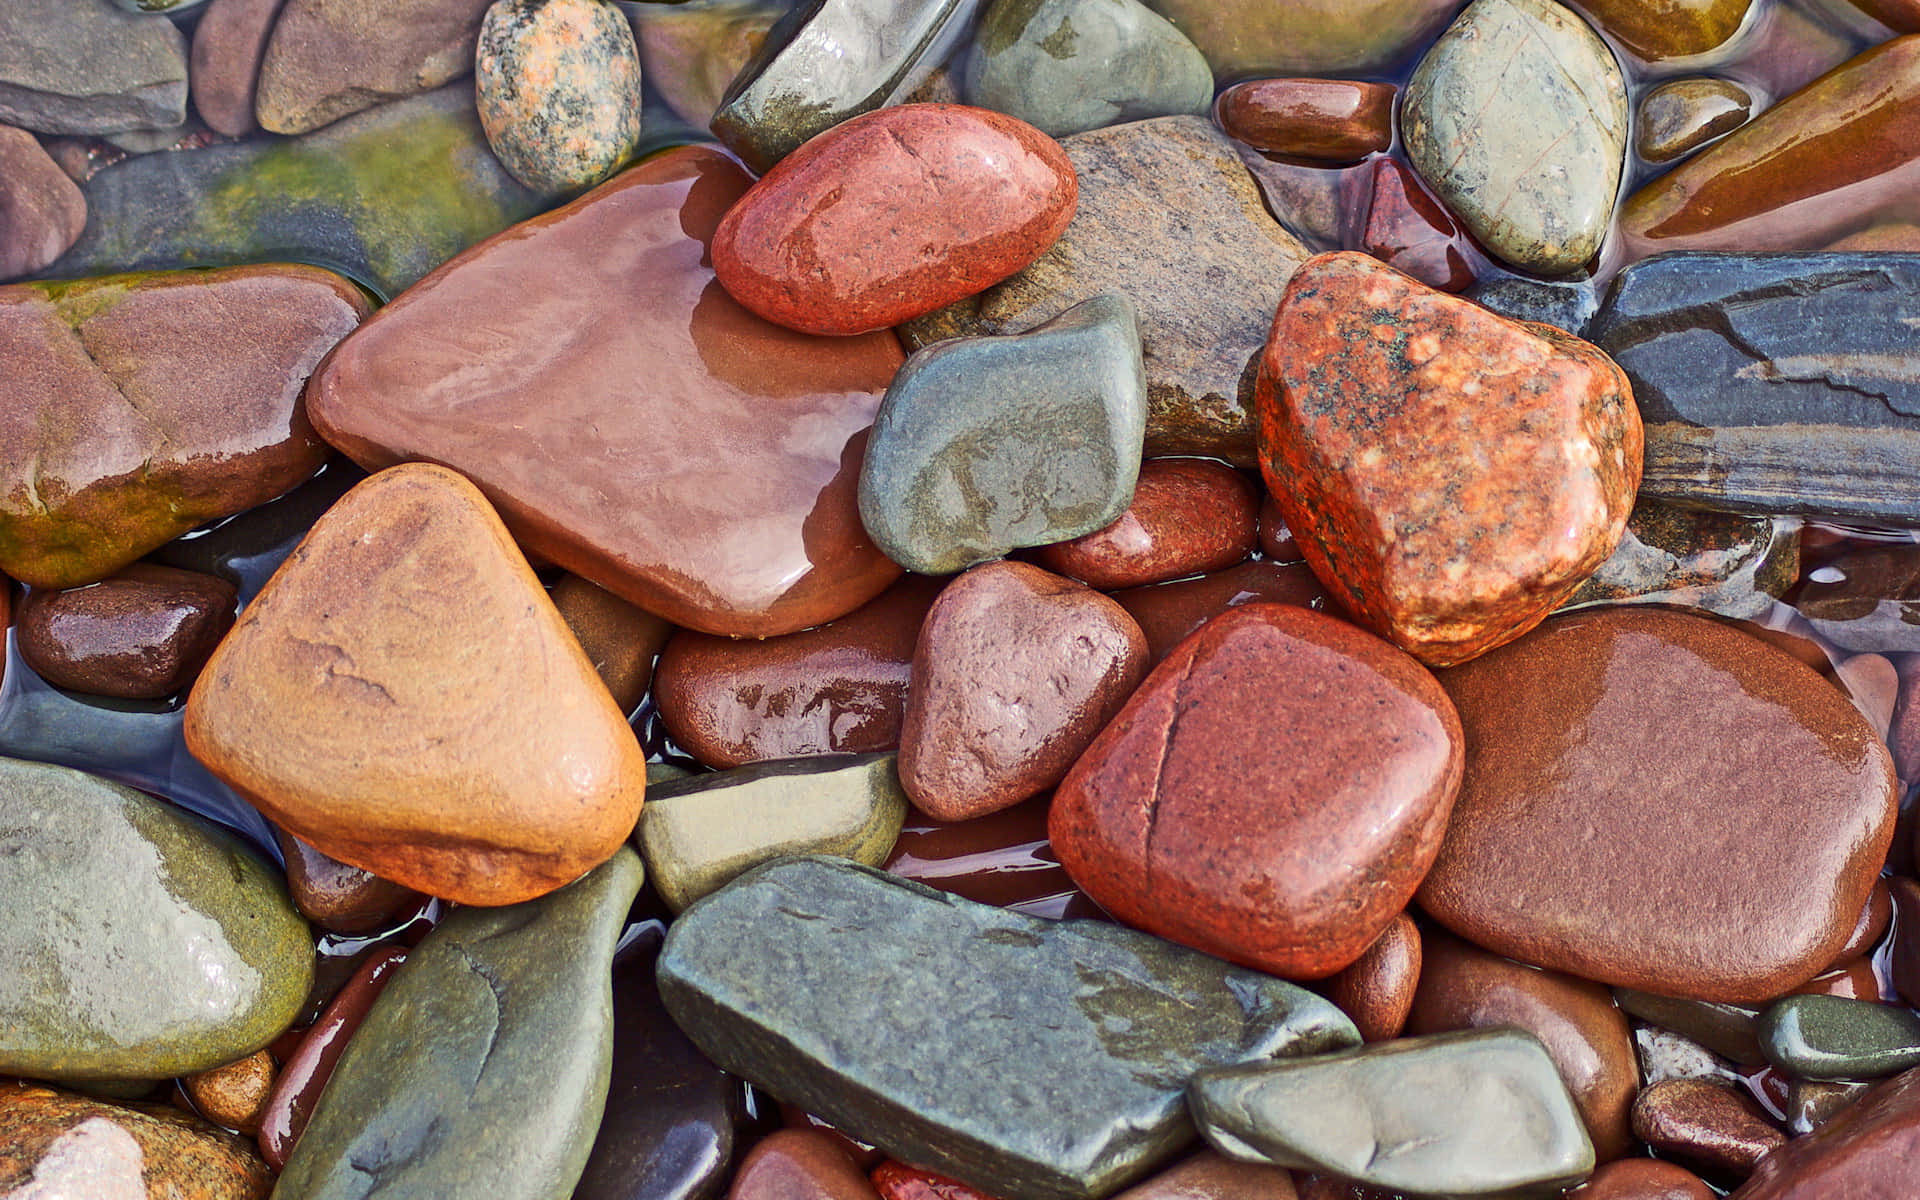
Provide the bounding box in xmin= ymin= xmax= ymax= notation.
xmin=0 ymin=125 xmax=85 ymax=280
xmin=1349 ymin=159 xmax=1479 ymax=294
xmin=1830 ymin=879 xmax=1892 ymax=969
xmin=1632 ymin=1079 xmax=1786 ymax=1176
xmin=15 ymin=563 xmax=235 ymax=700
xmin=1734 ymin=1067 xmax=1920 ymax=1198
xmin=1109 ymin=560 xmax=1332 ymax=664
xmin=1792 ymin=957 xmax=1885 ymax=1003
xmin=1216 ymin=79 xmax=1395 ymax=162
xmin=1323 ymin=912 xmax=1421 ymax=1043
xmin=1891 ymin=876 xmax=1920 ymax=1007
xmin=1256 ymin=494 xmax=1300 ymax=563
xmin=190 ymin=0 xmax=289 ymax=137
xmin=273 ymin=829 xmax=421 ymax=936
xmin=882 ymin=795 xmax=1097 ymax=921
xmin=1567 ymin=1159 xmax=1715 ymax=1200
xmin=1031 ymin=459 xmax=1259 ymax=590
xmin=257 ymin=945 xmax=407 ymax=1169
xmin=728 ymin=1130 xmax=880 ymax=1200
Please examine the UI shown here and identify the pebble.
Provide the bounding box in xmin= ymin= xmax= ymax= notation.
xmin=1589 ymin=253 xmax=1920 ymax=526
xmin=551 ymin=573 xmax=672 ymax=714
xmin=308 ymin=144 xmax=902 ymax=637
xmin=1637 ymin=77 xmax=1753 ymax=163
xmin=1634 ymin=1026 xmax=1745 ymax=1088
xmin=899 ymin=562 xmax=1147 ymax=821
xmin=1051 ymin=602 xmax=1463 ymax=979
xmin=1734 ymin=1067 xmax=1920 ymax=1197
xmin=188 ymin=0 xmax=287 ymax=137
xmin=1256 ymin=251 xmax=1642 ymax=666
xmin=0 ymin=1080 xmax=272 ymax=1199
xmin=1575 ymin=0 xmax=1753 ymax=59
xmin=474 ymin=0 xmax=644 ymax=193
xmin=1621 ymin=36 xmax=1920 ymax=256
xmin=182 ymin=1051 xmax=275 ymax=1135
xmin=1111 ymin=1153 xmax=1299 ymax=1199
xmin=1760 ymin=994 xmax=1920 ymax=1080
xmin=629 ymin=0 xmax=782 ymax=128
xmin=730 ymin=1130 xmax=879 ymax=1200
xmin=1110 ymin=561 xmax=1332 ymax=663
xmin=1407 ymin=932 xmax=1639 ymax=1161
xmin=1142 ymin=0 xmax=1464 ymax=78
xmin=965 ymin=0 xmax=1213 ymax=137
xmin=0 ymin=757 xmax=313 ymax=1082
xmin=254 ymin=0 xmax=493 ymax=134
xmin=1420 ymin=607 xmax=1897 ymax=1001
xmin=16 ymin=564 xmax=236 ymax=700
xmin=1215 ymin=79 xmax=1395 ymax=161
xmin=710 ymin=0 xmax=978 ymax=172
xmin=639 ymin=754 xmax=909 ymax=912
xmin=1566 ymin=1159 xmax=1716 ymax=1200
xmin=1616 ymin=990 xmax=1766 ymax=1066
xmin=882 ymin=795 xmax=1095 ymax=920
xmin=1189 ymin=1028 xmax=1595 ymax=1196
xmin=0 ymin=264 xmax=367 ymax=590
xmin=0 ymin=124 xmax=86 ymax=279
xmin=1349 ymin=157 xmax=1480 ymax=293
xmin=183 ymin=464 xmax=649 ymax=906
xmin=1631 ymin=1079 xmax=1786 ymax=1175
xmin=275 ymin=848 xmax=642 ymax=1199
xmin=860 ymin=293 xmax=1147 ymax=575
xmin=1323 ymin=913 xmax=1422 ymax=1043
xmin=1033 ymin=459 xmax=1259 ymax=589
xmin=273 ymin=830 xmax=419 ymax=935
xmin=1403 ymin=0 xmax=1628 ymax=274
xmin=0 ymin=0 xmax=187 ymax=135
xmin=903 ymin=116 xmax=1310 ymax=464
xmin=1561 ymin=501 xmax=1798 ymax=620
xmin=657 ymin=856 xmax=1358 ymax=1200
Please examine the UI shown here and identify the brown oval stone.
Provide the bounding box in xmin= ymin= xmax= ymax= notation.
xmin=0 ymin=1079 xmax=272 ymax=1198
xmin=1051 ymin=602 xmax=1463 ymax=979
xmin=1323 ymin=912 xmax=1421 ymax=1042
xmin=900 ymin=562 xmax=1147 ymax=822
xmin=1636 ymin=77 xmax=1752 ymax=165
xmin=712 ymin=103 xmax=1077 ymax=337
xmin=1733 ymin=1066 xmax=1920 ymax=1198
xmin=0 ymin=123 xmax=85 ymax=280
xmin=1031 ymin=458 xmax=1259 ymax=590
xmin=1569 ymin=0 xmax=1752 ymax=60
xmin=16 ymin=563 xmax=236 ymax=700
xmin=182 ymin=1051 xmax=275 ymax=1136
xmin=1215 ymin=79 xmax=1395 ymax=162
xmin=1111 ymin=1152 xmax=1298 ymax=1199
xmin=1632 ymin=1079 xmax=1785 ymax=1175
xmin=1419 ymin=607 xmax=1897 ymax=1003
xmin=655 ymin=576 xmax=943 ymax=769
xmin=1109 ymin=560 xmax=1332 ymax=664
xmin=1256 ymin=252 xmax=1641 ymax=667
xmin=728 ymin=1129 xmax=879 ymax=1200
xmin=1567 ymin=1158 xmax=1715 ymax=1200
xmin=273 ymin=828 xmax=421 ymax=935
xmin=189 ymin=0 xmax=287 ymax=137
xmin=1406 ymin=932 xmax=1638 ymax=1162
xmin=551 ymin=573 xmax=671 ymax=714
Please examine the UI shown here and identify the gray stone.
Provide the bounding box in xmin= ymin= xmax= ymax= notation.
xmin=1800 ymin=545 xmax=1920 ymax=653
xmin=274 ymin=847 xmax=644 ymax=1200
xmin=0 ymin=757 xmax=313 ymax=1082
xmin=1468 ymin=272 xmax=1600 ymax=336
xmin=475 ymin=0 xmax=645 ymax=193
xmin=1761 ymin=995 xmax=1920 ymax=1082
xmin=1637 ymin=76 xmax=1753 ymax=165
xmin=1588 ymin=252 xmax=1920 ymax=527
xmin=658 ymin=856 xmax=1359 ymax=1200
xmin=710 ymin=0 xmax=980 ymax=173
xmin=862 ymin=292 xmax=1148 ymax=576
xmin=963 ymin=0 xmax=1212 ymax=138
xmin=903 ymin=115 xmax=1311 ymax=465
xmin=42 ymin=85 xmax=543 ymax=299
xmin=1189 ymin=1028 xmax=1596 ymax=1196
xmin=1559 ymin=500 xmax=1797 ymax=620
xmin=1403 ymin=0 xmax=1628 ymax=275
xmin=0 ymin=0 xmax=188 ymax=135
xmin=639 ymin=754 xmax=909 ymax=913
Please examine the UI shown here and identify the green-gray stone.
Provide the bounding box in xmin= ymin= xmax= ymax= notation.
xmin=1403 ymin=0 xmax=1628 ymax=275
xmin=710 ymin=0 xmax=976 ymax=173
xmin=639 ymin=753 xmax=908 ymax=912
xmin=275 ymin=846 xmax=644 ymax=1200
xmin=1760 ymin=995 xmax=1920 ymax=1082
xmin=42 ymin=85 xmax=544 ymax=300
xmin=861 ymin=292 xmax=1147 ymax=577
xmin=0 ymin=0 xmax=188 ymax=135
xmin=963 ymin=0 xmax=1212 ymax=138
xmin=658 ymin=856 xmax=1358 ymax=1200
xmin=1558 ymin=500 xmax=1797 ymax=620
xmin=1615 ymin=989 xmax=1766 ymax=1066
xmin=1189 ymin=1028 xmax=1597 ymax=1196
xmin=0 ymin=757 xmax=313 ymax=1082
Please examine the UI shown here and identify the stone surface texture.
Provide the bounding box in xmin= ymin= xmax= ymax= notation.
xmin=474 ymin=0 xmax=645 ymax=193
xmin=0 ymin=0 xmax=188 ymax=135
xmin=254 ymin=0 xmax=494 ymax=134
xmin=0 ymin=125 xmax=86 ymax=280
xmin=0 ymin=1081 xmax=272 ymax=1198
xmin=16 ymin=564 xmax=236 ymax=700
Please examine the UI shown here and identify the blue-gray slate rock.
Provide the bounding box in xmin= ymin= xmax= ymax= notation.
xmin=657 ymin=855 xmax=1360 ymax=1200
xmin=273 ymin=846 xmax=644 ymax=1200
xmin=860 ymin=292 xmax=1148 ymax=576
xmin=1589 ymin=252 xmax=1920 ymax=527
xmin=0 ymin=756 xmax=313 ymax=1082
xmin=1760 ymin=995 xmax=1920 ymax=1082
xmin=0 ymin=0 xmax=188 ymax=135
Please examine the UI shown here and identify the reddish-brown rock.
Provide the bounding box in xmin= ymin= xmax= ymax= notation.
xmin=1848 ymin=0 xmax=1920 ymax=31
xmin=654 ymin=576 xmax=942 ymax=769
xmin=1257 ymin=495 xmax=1299 ymax=562
xmin=1830 ymin=880 xmax=1893 ymax=970
xmin=0 ymin=1080 xmax=272 ymax=1198
xmin=1256 ymin=251 xmax=1642 ymax=666
xmin=1349 ymin=158 xmax=1481 ymax=294
xmin=1633 ymin=1079 xmax=1785 ymax=1175
xmin=189 ymin=0 xmax=288 ymax=137
xmin=1891 ymin=876 xmax=1920 ymax=1007
xmin=551 ymin=573 xmax=670 ymax=714
xmin=254 ymin=0 xmax=493 ymax=134
xmin=882 ymin=795 xmax=1097 ymax=921
xmin=899 ymin=562 xmax=1147 ymax=822
xmin=16 ymin=563 xmax=236 ymax=699
xmin=273 ymin=828 xmax=420 ymax=935
xmin=0 ymin=124 xmax=85 ymax=280
xmin=183 ymin=1051 xmax=275 ymax=1136
xmin=257 ymin=945 xmax=406 ymax=1170
xmin=1420 ymin=607 xmax=1898 ymax=1002
xmin=1031 ymin=458 xmax=1259 ymax=589
xmin=184 ymin=464 xmax=649 ymax=906
xmin=1111 ymin=1152 xmax=1298 ymax=1199
xmin=1323 ymin=912 xmax=1421 ymax=1042
xmin=713 ymin=104 xmax=1077 ymax=337
xmin=1407 ymin=932 xmax=1638 ymax=1162
xmin=1215 ymin=79 xmax=1395 ymax=162
xmin=1109 ymin=560 xmax=1332 ymax=664
xmin=1567 ymin=1159 xmax=1715 ymax=1200
xmin=729 ymin=1130 xmax=880 ymax=1200
xmin=1733 ymin=1066 xmax=1920 ymax=1198
xmin=871 ymin=1161 xmax=1002 ymax=1200
xmin=308 ymin=145 xmax=903 ymax=638
xmin=1051 ymin=602 xmax=1463 ymax=980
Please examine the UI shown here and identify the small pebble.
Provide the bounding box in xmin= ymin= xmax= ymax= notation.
xmin=183 ymin=1050 xmax=276 ymax=1135
xmin=1630 ymin=1078 xmax=1786 ymax=1175
xmin=475 ymin=0 xmax=643 ymax=192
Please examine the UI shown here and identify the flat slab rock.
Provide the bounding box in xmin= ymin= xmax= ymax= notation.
xmin=657 ymin=856 xmax=1359 ymax=1200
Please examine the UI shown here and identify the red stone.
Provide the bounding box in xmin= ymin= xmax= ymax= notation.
xmin=1829 ymin=879 xmax=1893 ymax=970
xmin=1256 ymin=494 xmax=1299 ymax=562
xmin=1050 ymin=602 xmax=1463 ymax=980
xmin=1734 ymin=1067 xmax=1920 ymax=1197
xmin=713 ymin=104 xmax=1077 ymax=336
xmin=1112 ymin=1153 xmax=1299 ymax=1198
xmin=1256 ymin=251 xmax=1642 ymax=666
xmin=1633 ymin=1079 xmax=1786 ymax=1175
xmin=1215 ymin=79 xmax=1395 ymax=162
xmin=871 ymin=1161 xmax=1002 ymax=1200
xmin=1031 ymin=458 xmax=1259 ymax=589
xmin=1322 ymin=912 xmax=1421 ymax=1042
xmin=1567 ymin=1159 xmax=1715 ymax=1200
xmin=257 ymin=945 xmax=407 ymax=1169
xmin=882 ymin=795 xmax=1098 ymax=921
xmin=1109 ymin=560 xmax=1332 ymax=664
xmin=729 ymin=1130 xmax=880 ymax=1200
xmin=190 ymin=0 xmax=288 ymax=137
xmin=1349 ymin=159 xmax=1480 ymax=294
xmin=1792 ymin=957 xmax=1886 ymax=1002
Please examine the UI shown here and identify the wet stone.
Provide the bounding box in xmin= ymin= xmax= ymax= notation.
xmin=1787 ymin=1078 xmax=1871 ymax=1136
xmin=1637 ymin=77 xmax=1753 ymax=164
xmin=1110 ymin=1153 xmax=1298 ymax=1199
xmin=1801 ymin=546 xmax=1920 ymax=651
xmin=1109 ymin=560 xmax=1333 ymax=665
xmin=1466 ymin=272 xmax=1600 ymax=337
xmin=882 ymin=794 xmax=1096 ymax=921
xmin=188 ymin=0 xmax=288 ymax=138
xmin=1631 ymin=1079 xmax=1785 ymax=1175
xmin=1033 ymin=459 xmax=1258 ymax=589
xmin=1323 ymin=913 xmax=1421 ymax=1043
xmin=16 ymin=564 xmax=236 ymax=700
xmin=1572 ymin=0 xmax=1753 ymax=60
xmin=0 ymin=125 xmax=86 ymax=280
xmin=1349 ymin=157 xmax=1480 ymax=294
xmin=1634 ymin=1025 xmax=1745 ymax=1088
xmin=273 ymin=829 xmax=420 ymax=935
xmin=0 ymin=1080 xmax=272 ymax=1198
xmin=1215 ymin=79 xmax=1394 ymax=162
xmin=0 ymin=0 xmax=187 ymax=136
xmin=1735 ymin=1067 xmax=1920 ymax=1198
xmin=1589 ymin=253 xmax=1920 ymax=526
xmin=1559 ymin=501 xmax=1798 ymax=620
xmin=870 ymin=1162 xmax=1002 ymax=1200
xmin=255 ymin=0 xmax=493 ymax=134
xmin=1189 ymin=1028 xmax=1595 ymax=1197
xmin=630 ymin=0 xmax=785 ymax=128
xmin=964 ymin=0 xmax=1213 ymax=138
xmin=658 ymin=856 xmax=1359 ymax=1200
xmin=1140 ymin=0 xmax=1464 ymax=79
xmin=551 ymin=573 xmax=671 ymax=715
xmin=474 ymin=0 xmax=644 ymax=193
xmin=729 ymin=1129 xmax=878 ymax=1200
xmin=1616 ymin=990 xmax=1767 ymax=1066
xmin=1760 ymin=995 xmax=1920 ymax=1081
xmin=1567 ymin=1159 xmax=1716 ymax=1200
xmin=181 ymin=1050 xmax=274 ymax=1135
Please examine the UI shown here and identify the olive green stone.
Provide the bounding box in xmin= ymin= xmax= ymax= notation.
xmin=659 ymin=856 xmax=1358 ymax=1200
xmin=1760 ymin=995 xmax=1920 ymax=1082
xmin=1637 ymin=77 xmax=1753 ymax=164
xmin=275 ymin=847 xmax=643 ymax=1200
xmin=0 ymin=757 xmax=313 ymax=1082
xmin=1189 ymin=1028 xmax=1597 ymax=1196
xmin=1559 ymin=500 xmax=1796 ymax=619
xmin=639 ymin=754 xmax=908 ymax=913
xmin=1616 ymin=988 xmax=1766 ymax=1066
